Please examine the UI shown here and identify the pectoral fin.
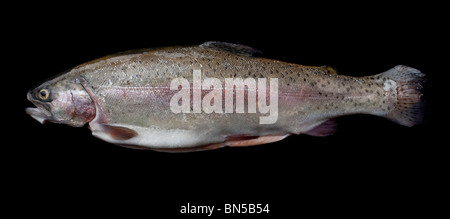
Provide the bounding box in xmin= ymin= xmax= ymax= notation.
xmin=90 ymin=123 xmax=138 ymax=141
xmin=101 ymin=124 xmax=138 ymax=140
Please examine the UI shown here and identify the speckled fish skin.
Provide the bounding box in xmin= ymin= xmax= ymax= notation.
xmin=26 ymin=42 xmax=425 ymax=152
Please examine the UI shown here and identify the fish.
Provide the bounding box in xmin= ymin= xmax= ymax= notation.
xmin=26 ymin=41 xmax=426 ymax=152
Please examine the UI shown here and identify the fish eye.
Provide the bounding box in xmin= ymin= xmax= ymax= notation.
xmin=37 ymin=88 xmax=50 ymax=101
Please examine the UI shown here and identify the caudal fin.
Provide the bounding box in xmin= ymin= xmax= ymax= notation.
xmin=379 ymin=65 xmax=426 ymax=127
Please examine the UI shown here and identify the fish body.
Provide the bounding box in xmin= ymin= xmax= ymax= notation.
xmin=26 ymin=42 xmax=425 ymax=152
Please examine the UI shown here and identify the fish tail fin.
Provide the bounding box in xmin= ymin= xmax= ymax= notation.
xmin=378 ymin=65 xmax=426 ymax=127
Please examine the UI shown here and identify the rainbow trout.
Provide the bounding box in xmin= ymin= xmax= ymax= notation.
xmin=26 ymin=42 xmax=425 ymax=152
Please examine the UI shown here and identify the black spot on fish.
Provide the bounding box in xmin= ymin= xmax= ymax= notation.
xmin=346 ymin=87 xmax=350 ymax=92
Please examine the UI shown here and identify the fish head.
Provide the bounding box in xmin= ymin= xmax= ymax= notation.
xmin=26 ymin=76 xmax=96 ymax=127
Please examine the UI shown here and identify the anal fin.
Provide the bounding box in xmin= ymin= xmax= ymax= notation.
xmin=304 ymin=119 xmax=337 ymax=137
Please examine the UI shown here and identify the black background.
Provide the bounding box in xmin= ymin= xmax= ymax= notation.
xmin=8 ymin=2 xmax=446 ymax=217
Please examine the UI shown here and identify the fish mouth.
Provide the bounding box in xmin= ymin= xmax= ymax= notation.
xmin=26 ymin=91 xmax=52 ymax=124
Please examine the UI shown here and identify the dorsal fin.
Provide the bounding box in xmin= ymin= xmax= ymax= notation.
xmin=200 ymin=41 xmax=262 ymax=56
xmin=322 ymin=65 xmax=339 ymax=75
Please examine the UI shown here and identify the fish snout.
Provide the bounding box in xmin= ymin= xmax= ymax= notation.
xmin=26 ymin=90 xmax=52 ymax=124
